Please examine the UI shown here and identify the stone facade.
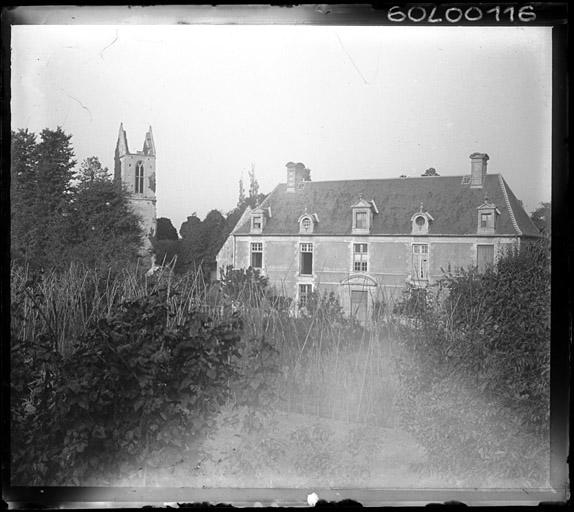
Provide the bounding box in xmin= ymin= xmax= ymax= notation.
xmin=217 ymin=154 xmax=541 ymax=322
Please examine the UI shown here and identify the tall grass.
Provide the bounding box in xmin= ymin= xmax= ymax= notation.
xmin=11 ymin=262 xmax=400 ymax=426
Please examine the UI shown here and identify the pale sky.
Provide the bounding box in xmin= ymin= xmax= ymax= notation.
xmin=11 ymin=24 xmax=552 ymax=232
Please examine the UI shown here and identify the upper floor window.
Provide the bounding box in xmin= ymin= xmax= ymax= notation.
xmin=251 ymin=242 xmax=263 ymax=269
xmin=298 ymin=212 xmax=319 ymax=234
xmin=250 ymin=206 xmax=271 ymax=234
xmin=412 ymin=243 xmax=429 ymax=281
xmin=477 ymin=198 xmax=500 ymax=234
xmin=351 ymin=196 xmax=378 ymax=234
xmin=410 ymin=204 xmax=433 ymax=235
xmin=353 ymin=243 xmax=368 ymax=272
xmin=355 ymin=211 xmax=368 ymax=230
xmin=300 ymin=243 xmax=313 ymax=275
xmin=251 ymin=215 xmax=263 ymax=233
xmin=135 ymin=161 xmax=144 ymax=193
xmin=480 ymin=213 xmax=492 ymax=229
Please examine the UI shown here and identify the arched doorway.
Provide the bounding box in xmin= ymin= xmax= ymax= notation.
xmin=339 ymin=274 xmax=378 ymax=325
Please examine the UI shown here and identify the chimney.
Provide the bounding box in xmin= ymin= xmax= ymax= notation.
xmin=286 ymin=161 xmax=310 ymax=192
xmin=470 ymin=153 xmax=489 ymax=188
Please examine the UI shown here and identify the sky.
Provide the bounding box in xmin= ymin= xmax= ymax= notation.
xmin=11 ymin=23 xmax=552 ymax=232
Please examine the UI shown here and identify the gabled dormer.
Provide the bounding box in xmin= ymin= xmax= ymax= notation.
xmin=476 ymin=197 xmax=500 ymax=235
xmin=250 ymin=206 xmax=271 ymax=234
xmin=351 ymin=196 xmax=378 ymax=234
xmin=298 ymin=209 xmax=319 ymax=234
xmin=410 ymin=202 xmax=434 ymax=235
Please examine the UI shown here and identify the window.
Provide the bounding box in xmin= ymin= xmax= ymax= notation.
xmin=299 ymin=284 xmax=313 ymax=307
xmin=353 ymin=243 xmax=368 ymax=272
xmin=415 ymin=216 xmax=425 ymax=227
xmin=412 ymin=244 xmax=429 ymax=280
xmin=355 ymin=211 xmax=368 ymax=230
xmin=477 ymin=244 xmax=494 ymax=272
xmin=251 ymin=242 xmax=263 ymax=269
xmin=252 ymin=215 xmax=262 ymax=232
xmin=300 ymin=243 xmax=313 ymax=275
xmin=302 ymin=217 xmax=312 ymax=232
xmin=477 ymin=202 xmax=499 ymax=234
xmin=135 ymin=162 xmax=144 ymax=193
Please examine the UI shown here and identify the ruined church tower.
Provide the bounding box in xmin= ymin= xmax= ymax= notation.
xmin=114 ymin=123 xmax=157 ymax=256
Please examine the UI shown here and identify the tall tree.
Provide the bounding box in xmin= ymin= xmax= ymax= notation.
xmin=531 ymin=202 xmax=551 ymax=237
xmin=248 ymin=164 xmax=259 ymax=203
xmin=11 ymin=129 xmax=39 ymax=263
xmin=76 ymin=156 xmax=111 ymax=186
xmin=11 ymin=127 xmax=76 ymax=269
xmin=65 ymin=173 xmax=142 ymax=268
xmin=238 ymin=174 xmax=246 ymax=207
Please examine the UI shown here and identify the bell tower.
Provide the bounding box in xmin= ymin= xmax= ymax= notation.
xmin=114 ymin=123 xmax=157 ymax=256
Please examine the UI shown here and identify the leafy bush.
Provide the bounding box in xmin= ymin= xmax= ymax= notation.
xmin=11 ymin=282 xmax=279 ymax=485
xmin=394 ymin=240 xmax=550 ymax=484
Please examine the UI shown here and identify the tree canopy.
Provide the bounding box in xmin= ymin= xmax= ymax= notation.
xmin=11 ymin=129 xmax=143 ymax=270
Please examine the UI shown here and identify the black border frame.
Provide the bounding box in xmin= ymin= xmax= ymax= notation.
xmin=1 ymin=3 xmax=569 ymax=508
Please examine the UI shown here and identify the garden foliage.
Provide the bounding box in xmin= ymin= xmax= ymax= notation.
xmin=393 ymin=241 xmax=550 ymax=484
xmin=11 ymin=270 xmax=279 ymax=485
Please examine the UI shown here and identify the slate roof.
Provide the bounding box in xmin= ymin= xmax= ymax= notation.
xmin=233 ymin=174 xmax=540 ymax=237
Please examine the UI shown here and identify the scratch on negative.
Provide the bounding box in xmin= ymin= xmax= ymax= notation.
xmin=67 ymin=94 xmax=93 ymax=121
xmin=100 ymin=30 xmax=119 ymax=59
xmin=335 ymin=32 xmax=368 ymax=85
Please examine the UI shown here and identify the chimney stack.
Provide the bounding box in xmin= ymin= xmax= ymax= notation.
xmin=469 ymin=153 xmax=489 ymax=188
xmin=286 ymin=162 xmax=310 ymax=192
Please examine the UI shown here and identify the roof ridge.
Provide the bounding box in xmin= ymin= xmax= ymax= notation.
xmin=498 ymin=174 xmax=522 ymax=236
xmin=278 ymin=174 xmax=500 ymax=186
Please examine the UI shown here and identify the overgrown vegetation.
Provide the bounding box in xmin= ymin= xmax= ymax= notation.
xmin=11 ymin=241 xmax=550 ymax=486
xmin=11 ymin=265 xmax=279 ymax=485
xmin=393 ymin=240 xmax=550 ymax=485
xmin=10 ymin=263 xmax=397 ymax=485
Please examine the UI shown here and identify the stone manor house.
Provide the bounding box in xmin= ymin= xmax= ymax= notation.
xmin=217 ymin=154 xmax=541 ymax=322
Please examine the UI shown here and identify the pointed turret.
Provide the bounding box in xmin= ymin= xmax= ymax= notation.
xmin=142 ymin=125 xmax=155 ymax=156
xmin=115 ymin=122 xmax=129 ymax=157
xmin=114 ymin=123 xmax=129 ymax=182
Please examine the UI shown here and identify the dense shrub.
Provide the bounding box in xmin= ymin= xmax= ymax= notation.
xmin=394 ymin=240 xmax=550 ymax=484
xmin=11 ymin=282 xmax=278 ymax=485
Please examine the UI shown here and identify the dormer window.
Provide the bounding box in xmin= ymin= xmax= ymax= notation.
xmin=480 ymin=213 xmax=492 ymax=229
xmin=410 ymin=203 xmax=434 ymax=235
xmin=351 ymin=196 xmax=378 ymax=234
xmin=298 ymin=211 xmax=319 ymax=234
xmin=251 ymin=215 xmax=263 ymax=233
xmin=250 ymin=206 xmax=271 ymax=234
xmin=355 ymin=211 xmax=368 ymax=230
xmin=477 ymin=198 xmax=500 ymax=235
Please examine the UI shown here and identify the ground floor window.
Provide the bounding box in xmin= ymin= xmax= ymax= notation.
xmin=299 ymin=284 xmax=313 ymax=307
xmin=477 ymin=244 xmax=494 ymax=272
xmin=412 ymin=243 xmax=429 ymax=280
xmin=353 ymin=243 xmax=368 ymax=272
xmin=250 ymin=242 xmax=263 ymax=269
